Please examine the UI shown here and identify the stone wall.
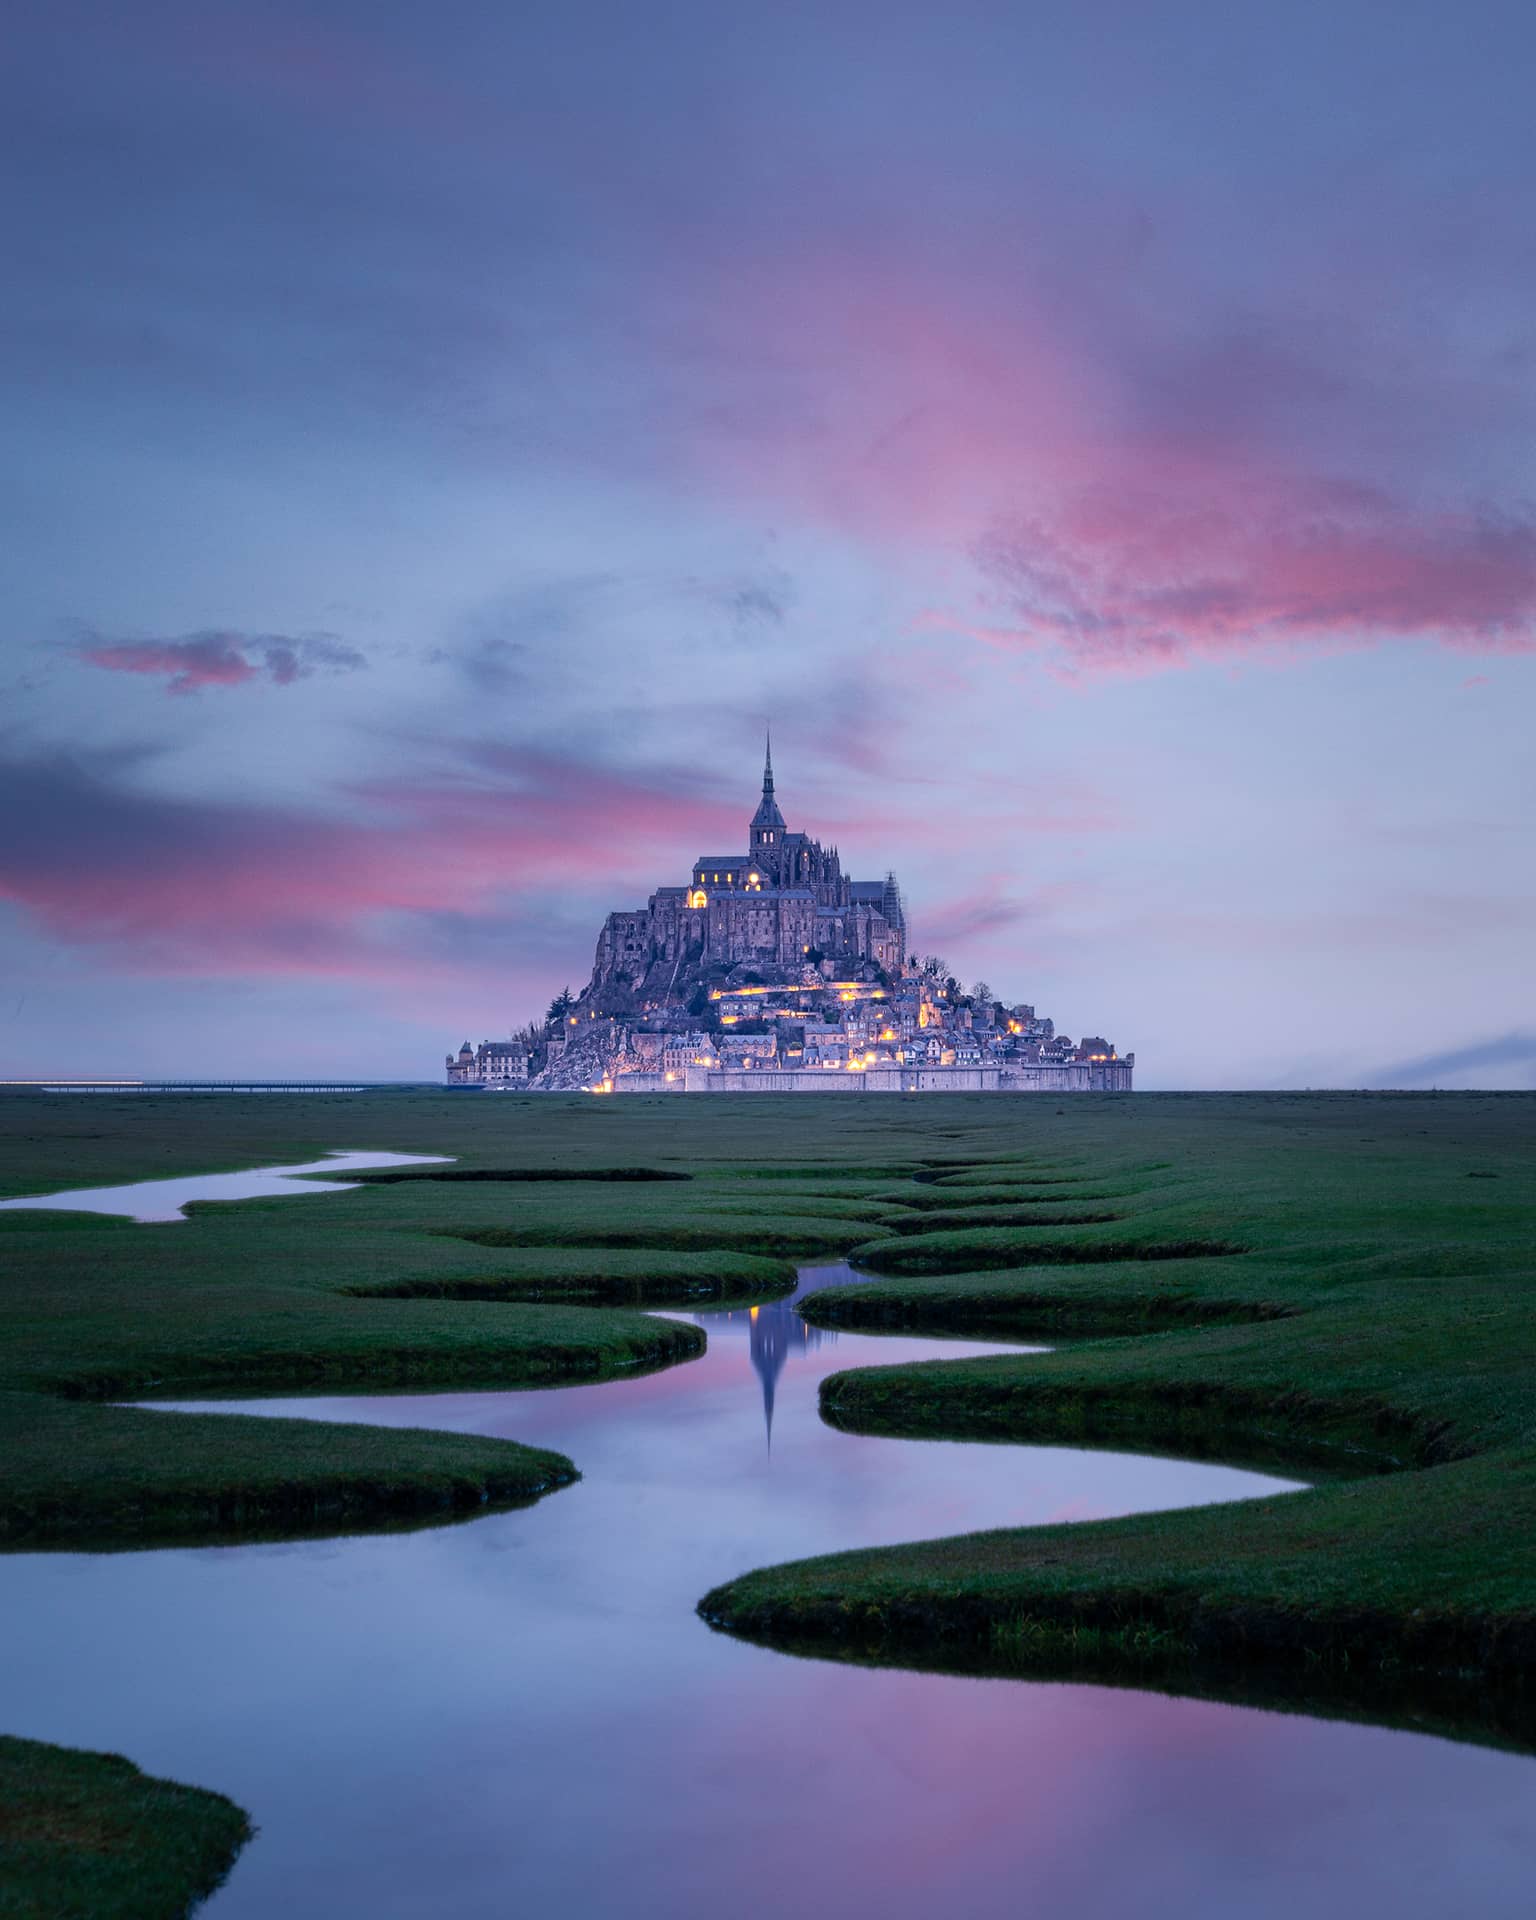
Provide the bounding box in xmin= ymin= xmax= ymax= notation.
xmin=590 ymin=878 xmax=901 ymax=994
xmin=607 ymin=1062 xmax=1133 ymax=1094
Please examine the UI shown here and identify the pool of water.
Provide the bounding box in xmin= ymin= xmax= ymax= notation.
xmin=0 ymin=1150 xmax=450 ymax=1222
xmin=3 ymin=1261 xmax=1533 ymax=1917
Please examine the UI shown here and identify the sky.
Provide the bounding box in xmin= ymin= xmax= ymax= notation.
xmin=2 ymin=0 xmax=1533 ymax=1089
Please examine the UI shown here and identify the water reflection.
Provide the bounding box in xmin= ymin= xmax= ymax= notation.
xmin=0 ymin=1150 xmax=449 ymax=1223
xmin=3 ymin=1273 xmax=1533 ymax=1917
xmin=691 ymin=1261 xmax=871 ymax=1447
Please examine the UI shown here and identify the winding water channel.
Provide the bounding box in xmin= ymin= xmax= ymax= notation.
xmin=0 ymin=1150 xmax=450 ymax=1221
xmin=6 ymin=1240 xmax=1536 ymax=1912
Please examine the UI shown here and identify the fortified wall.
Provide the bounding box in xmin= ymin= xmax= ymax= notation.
xmin=611 ymin=1061 xmax=1134 ymax=1094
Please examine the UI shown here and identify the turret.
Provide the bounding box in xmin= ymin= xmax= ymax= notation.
xmin=882 ymin=871 xmax=906 ymax=936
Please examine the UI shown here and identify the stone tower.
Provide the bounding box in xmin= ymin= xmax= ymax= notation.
xmin=748 ymin=732 xmax=785 ymax=884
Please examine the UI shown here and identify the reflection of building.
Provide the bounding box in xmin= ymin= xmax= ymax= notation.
xmin=697 ymin=1267 xmax=877 ymax=1449
xmin=748 ymin=1300 xmax=831 ymax=1449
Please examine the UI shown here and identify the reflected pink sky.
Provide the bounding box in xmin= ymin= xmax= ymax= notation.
xmin=3 ymin=1271 xmax=1531 ymax=1917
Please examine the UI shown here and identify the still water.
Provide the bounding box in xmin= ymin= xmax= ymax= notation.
xmin=0 ymin=1150 xmax=449 ymax=1222
xmin=4 ymin=1264 xmax=1534 ymax=1917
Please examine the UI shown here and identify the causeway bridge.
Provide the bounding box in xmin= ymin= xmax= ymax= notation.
xmin=0 ymin=1080 xmax=406 ymax=1095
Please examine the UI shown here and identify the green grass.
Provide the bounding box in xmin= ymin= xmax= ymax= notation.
xmin=0 ymin=1101 xmax=901 ymax=1551
xmin=0 ymin=1735 xmax=250 ymax=1920
xmin=6 ymin=1086 xmax=1536 ymax=1910
xmin=698 ymin=1091 xmax=1536 ymax=1741
xmin=0 ymin=1188 xmax=726 ymax=1549
xmin=348 ymin=1244 xmax=798 ymax=1306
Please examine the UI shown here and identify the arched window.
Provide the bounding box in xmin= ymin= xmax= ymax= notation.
xmin=688 ymin=889 xmax=708 ymax=909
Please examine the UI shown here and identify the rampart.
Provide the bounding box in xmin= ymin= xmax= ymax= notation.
xmin=609 ymin=1062 xmax=1133 ymax=1094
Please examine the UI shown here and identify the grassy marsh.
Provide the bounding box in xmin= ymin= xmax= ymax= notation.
xmin=0 ymin=1735 xmax=251 ymax=1920
xmin=698 ymin=1092 xmax=1536 ymax=1739
xmin=5 ymin=1086 xmax=1536 ymax=1913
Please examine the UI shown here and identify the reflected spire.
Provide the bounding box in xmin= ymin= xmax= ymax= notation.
xmin=749 ymin=1303 xmax=793 ymax=1454
xmin=693 ymin=1268 xmax=868 ymax=1457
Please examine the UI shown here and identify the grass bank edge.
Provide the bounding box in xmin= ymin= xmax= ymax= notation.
xmin=697 ymin=1101 xmax=1536 ymax=1737
xmin=0 ymin=1733 xmax=252 ymax=1920
xmin=698 ymin=1461 xmax=1536 ymax=1714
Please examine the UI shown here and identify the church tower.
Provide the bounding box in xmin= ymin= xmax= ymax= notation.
xmin=748 ymin=732 xmax=786 ymax=883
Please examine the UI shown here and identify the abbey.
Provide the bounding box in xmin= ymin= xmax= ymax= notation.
xmin=446 ymin=741 xmax=1133 ymax=1093
xmin=589 ymin=740 xmax=906 ymax=1000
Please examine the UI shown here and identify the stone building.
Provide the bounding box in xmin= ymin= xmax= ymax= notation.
xmin=445 ymin=1040 xmax=529 ymax=1088
xmin=443 ymin=736 xmax=1134 ymax=1092
xmin=587 ymin=742 xmax=905 ymax=1006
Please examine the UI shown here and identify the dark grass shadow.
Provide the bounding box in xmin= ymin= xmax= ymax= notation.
xmin=695 ymin=1611 xmax=1536 ymax=1759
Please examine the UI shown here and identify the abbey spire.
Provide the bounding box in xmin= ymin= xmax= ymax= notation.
xmin=749 ymin=728 xmax=785 ymax=849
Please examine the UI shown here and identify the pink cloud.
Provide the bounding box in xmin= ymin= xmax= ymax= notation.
xmin=75 ymin=629 xmax=366 ymax=694
xmin=656 ymin=235 xmax=1536 ymax=676
xmin=0 ymin=737 xmax=1114 ymax=1011
xmin=79 ymin=635 xmax=259 ymax=694
xmin=971 ymin=484 xmax=1536 ymax=673
xmin=0 ymin=747 xmax=741 ymax=989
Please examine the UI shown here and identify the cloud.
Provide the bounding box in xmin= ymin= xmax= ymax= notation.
xmin=428 ymin=574 xmax=651 ymax=694
xmin=970 ymin=486 xmax=1536 ymax=674
xmin=727 ymin=581 xmax=787 ymax=625
xmin=916 ymin=882 xmax=1036 ymax=947
xmin=73 ymin=628 xmax=367 ymax=694
xmin=1363 ymin=1031 xmax=1536 ymax=1087
xmin=0 ymin=741 xmax=741 ymax=988
xmin=698 ymin=569 xmax=795 ymax=634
